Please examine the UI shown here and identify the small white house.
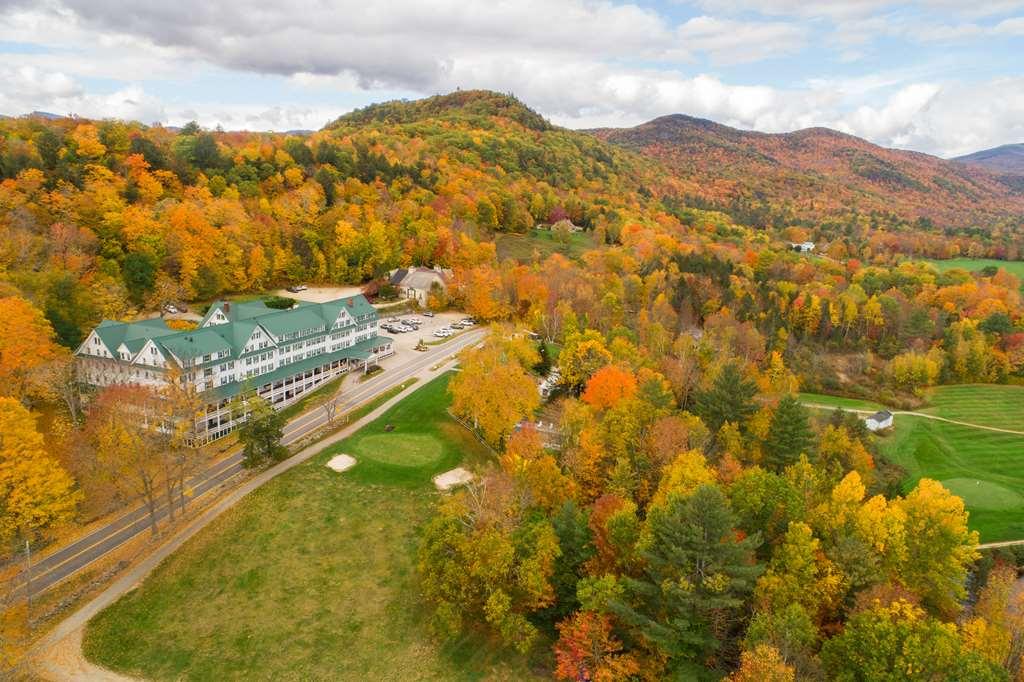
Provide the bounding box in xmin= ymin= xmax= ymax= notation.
xmin=790 ymin=241 xmax=816 ymax=253
xmin=865 ymin=410 xmax=894 ymax=432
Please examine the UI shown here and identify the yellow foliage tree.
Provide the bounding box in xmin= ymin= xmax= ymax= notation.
xmin=0 ymin=296 xmax=64 ymax=402
xmin=728 ymin=645 xmax=796 ymax=682
xmin=0 ymin=397 xmax=80 ymax=543
xmin=449 ymin=339 xmax=540 ymax=447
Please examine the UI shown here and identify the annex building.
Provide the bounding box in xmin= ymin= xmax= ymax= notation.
xmin=75 ymin=295 xmax=394 ymax=444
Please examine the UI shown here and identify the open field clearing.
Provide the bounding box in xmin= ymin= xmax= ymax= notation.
xmin=802 ymin=385 xmax=1024 ymax=542
xmin=495 ymin=228 xmax=593 ymax=262
xmin=921 ymin=257 xmax=1024 ymax=281
xmin=82 ymin=374 xmax=542 ymax=681
xmin=876 ymin=417 xmax=1024 ymax=543
xmin=920 ymin=384 xmax=1024 ymax=432
xmin=797 ymin=392 xmax=885 ymax=412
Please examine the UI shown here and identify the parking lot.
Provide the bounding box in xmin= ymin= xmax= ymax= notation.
xmin=376 ymin=310 xmax=476 ymax=359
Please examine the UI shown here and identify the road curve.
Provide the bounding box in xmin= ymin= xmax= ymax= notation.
xmin=11 ymin=329 xmax=485 ymax=598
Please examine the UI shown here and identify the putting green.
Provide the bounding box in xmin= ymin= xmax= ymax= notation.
xmin=940 ymin=478 xmax=1024 ymax=511
xmin=353 ymin=433 xmax=444 ymax=467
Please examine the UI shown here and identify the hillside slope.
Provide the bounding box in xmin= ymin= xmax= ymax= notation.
xmin=953 ymin=143 xmax=1024 ymax=193
xmin=589 ymin=114 xmax=1024 ymax=228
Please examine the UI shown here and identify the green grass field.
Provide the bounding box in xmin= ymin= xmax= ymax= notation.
xmin=495 ymin=228 xmax=593 ymax=262
xmin=920 ymin=384 xmax=1024 ymax=432
xmin=83 ymin=373 xmax=543 ymax=680
xmin=920 ymin=257 xmax=1024 ymax=281
xmin=876 ymin=416 xmax=1024 ymax=542
xmin=797 ymin=392 xmax=885 ymax=412
xmin=802 ymin=385 xmax=1024 ymax=542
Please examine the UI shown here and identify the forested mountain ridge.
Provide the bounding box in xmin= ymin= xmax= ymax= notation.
xmin=953 ymin=143 xmax=1024 ymax=193
xmin=0 ymin=91 xmax=676 ymax=350
xmin=331 ymin=90 xmax=554 ymax=132
xmin=3 ymin=90 xmax=1024 ymax=680
xmin=954 ymin=143 xmax=1024 ymax=175
xmin=589 ymin=113 xmax=1024 ymax=228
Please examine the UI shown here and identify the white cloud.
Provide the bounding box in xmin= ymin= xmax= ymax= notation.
xmin=993 ymin=16 xmax=1024 ymax=32
xmin=696 ymin=0 xmax=1024 ymax=18
xmin=676 ymin=16 xmax=807 ymax=63
xmin=0 ymin=1 xmax=1022 ymax=156
xmin=694 ymin=0 xmax=895 ymax=19
xmin=0 ymin=65 xmax=166 ymax=122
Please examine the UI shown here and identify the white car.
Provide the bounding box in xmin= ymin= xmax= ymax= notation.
xmin=163 ymin=304 xmax=179 ymax=314
xmin=433 ymin=329 xmax=451 ymax=338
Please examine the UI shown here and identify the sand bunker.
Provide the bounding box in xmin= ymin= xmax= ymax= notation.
xmin=433 ymin=467 xmax=474 ymax=491
xmin=326 ymin=454 xmax=357 ymax=472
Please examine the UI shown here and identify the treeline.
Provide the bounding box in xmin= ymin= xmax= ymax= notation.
xmin=0 ymin=94 xmax=669 ymax=351
xmin=430 ymin=310 xmax=1012 ymax=679
xmin=428 ymin=241 xmax=1024 ymax=679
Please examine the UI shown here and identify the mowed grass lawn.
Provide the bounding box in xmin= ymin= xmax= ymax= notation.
xmin=83 ymin=373 xmax=545 ymax=681
xmin=876 ymin=416 xmax=1024 ymax=543
xmin=921 ymin=257 xmax=1024 ymax=283
xmin=920 ymin=384 xmax=1024 ymax=432
xmin=801 ymin=385 xmax=1024 ymax=542
xmin=798 ymin=392 xmax=885 ymax=412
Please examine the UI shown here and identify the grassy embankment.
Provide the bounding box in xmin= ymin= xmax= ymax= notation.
xmin=84 ymin=372 xmax=544 ymax=680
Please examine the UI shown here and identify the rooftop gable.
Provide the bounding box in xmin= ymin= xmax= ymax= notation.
xmin=157 ymin=328 xmax=232 ymax=362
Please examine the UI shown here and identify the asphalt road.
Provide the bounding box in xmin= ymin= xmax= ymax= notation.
xmin=10 ymin=328 xmax=485 ymax=599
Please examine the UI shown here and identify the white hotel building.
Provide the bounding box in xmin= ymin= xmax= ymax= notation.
xmin=75 ymin=295 xmax=393 ymax=444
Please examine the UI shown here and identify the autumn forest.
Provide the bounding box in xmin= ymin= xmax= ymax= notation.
xmin=2 ymin=90 xmax=1024 ymax=680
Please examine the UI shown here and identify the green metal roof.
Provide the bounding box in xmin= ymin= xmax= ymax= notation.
xmin=256 ymin=306 xmax=327 ymax=338
xmin=81 ymin=294 xmax=378 ymax=366
xmin=211 ymin=319 xmax=258 ymax=354
xmin=92 ymin=318 xmax=178 ymax=355
xmin=200 ymin=299 xmax=276 ymax=326
xmin=157 ymin=328 xmax=232 ymax=361
xmin=208 ymin=335 xmax=387 ymax=400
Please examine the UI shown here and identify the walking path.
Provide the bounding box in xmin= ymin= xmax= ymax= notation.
xmin=31 ymin=354 xmax=464 ymax=680
xmin=977 ymin=539 xmax=1024 ymax=550
xmin=800 ymin=403 xmax=1024 ymax=436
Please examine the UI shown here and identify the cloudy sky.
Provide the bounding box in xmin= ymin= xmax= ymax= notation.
xmin=2 ymin=0 xmax=1023 ymax=157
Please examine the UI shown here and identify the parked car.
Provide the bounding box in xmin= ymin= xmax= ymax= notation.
xmin=423 ymin=310 xmax=435 ymax=317
xmin=460 ymin=318 xmax=475 ymax=325
xmin=163 ymin=303 xmax=179 ymax=314
xmin=286 ymin=284 xmax=308 ymax=293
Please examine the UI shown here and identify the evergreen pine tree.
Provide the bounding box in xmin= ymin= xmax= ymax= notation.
xmin=693 ymin=362 xmax=758 ymax=433
xmin=611 ymin=485 xmax=762 ymax=669
xmin=763 ymin=395 xmax=814 ymax=471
